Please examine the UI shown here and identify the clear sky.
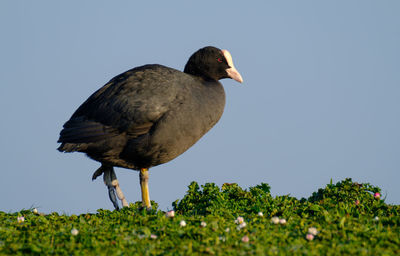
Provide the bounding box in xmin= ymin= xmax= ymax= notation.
xmin=1 ymin=1 xmax=399 ymax=214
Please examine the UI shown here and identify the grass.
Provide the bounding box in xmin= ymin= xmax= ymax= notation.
xmin=1 ymin=178 xmax=399 ymax=255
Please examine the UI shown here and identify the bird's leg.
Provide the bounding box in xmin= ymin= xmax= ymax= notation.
xmin=94 ymin=164 xmax=128 ymax=209
xmin=139 ymin=168 xmax=151 ymax=209
xmin=109 ymin=169 xmax=129 ymax=207
xmin=103 ymin=167 xmax=119 ymax=210
xmin=93 ymin=165 xmax=120 ymax=209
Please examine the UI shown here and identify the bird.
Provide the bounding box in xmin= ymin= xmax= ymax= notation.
xmin=57 ymin=46 xmax=243 ymax=210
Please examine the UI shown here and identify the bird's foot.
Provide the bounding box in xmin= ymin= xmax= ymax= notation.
xmin=102 ymin=166 xmax=129 ymax=210
xmin=107 ymin=185 xmax=119 ymax=210
xmin=111 ymin=179 xmax=129 ymax=207
xmin=92 ymin=166 xmax=105 ymax=181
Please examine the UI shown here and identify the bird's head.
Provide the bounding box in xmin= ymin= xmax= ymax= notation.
xmin=184 ymin=46 xmax=243 ymax=83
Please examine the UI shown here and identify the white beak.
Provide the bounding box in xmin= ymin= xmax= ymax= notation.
xmin=222 ymin=49 xmax=243 ymax=83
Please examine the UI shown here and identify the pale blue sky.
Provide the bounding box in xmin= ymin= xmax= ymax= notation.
xmin=1 ymin=1 xmax=399 ymax=214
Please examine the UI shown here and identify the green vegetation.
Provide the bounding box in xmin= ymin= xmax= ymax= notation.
xmin=1 ymin=178 xmax=399 ymax=255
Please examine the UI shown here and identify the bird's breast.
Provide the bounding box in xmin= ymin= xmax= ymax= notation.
xmin=146 ymin=82 xmax=226 ymax=166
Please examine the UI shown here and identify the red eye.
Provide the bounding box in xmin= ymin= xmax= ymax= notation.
xmin=217 ymin=58 xmax=223 ymax=63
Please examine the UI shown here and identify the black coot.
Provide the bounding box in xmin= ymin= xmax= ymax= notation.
xmin=58 ymin=46 xmax=243 ymax=209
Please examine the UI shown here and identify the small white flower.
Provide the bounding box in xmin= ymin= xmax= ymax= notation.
xmin=200 ymin=221 xmax=207 ymax=227
xmin=258 ymin=212 xmax=264 ymax=217
xmin=71 ymin=228 xmax=79 ymax=236
xmin=235 ymin=216 xmax=244 ymax=224
xmin=237 ymin=222 xmax=247 ymax=230
xmin=219 ymin=236 xmax=226 ymax=242
xmin=165 ymin=210 xmax=175 ymax=218
xmin=179 ymin=220 xmax=187 ymax=227
xmin=225 ymin=227 xmax=230 ymax=233
xmin=17 ymin=216 xmax=25 ymax=223
xmin=33 ymin=208 xmax=38 ymax=214
xmin=241 ymin=235 xmax=249 ymax=243
xmin=307 ymin=227 xmax=318 ymax=236
xmin=279 ymin=218 xmax=287 ymax=225
xmin=306 ymin=233 xmax=314 ymax=241
xmin=373 ymin=216 xmax=379 ymax=221
xmin=150 ymin=234 xmax=157 ymax=239
xmin=271 ymin=216 xmax=280 ymax=224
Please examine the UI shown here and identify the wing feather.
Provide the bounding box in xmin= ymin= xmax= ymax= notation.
xmin=58 ymin=65 xmax=182 ymax=148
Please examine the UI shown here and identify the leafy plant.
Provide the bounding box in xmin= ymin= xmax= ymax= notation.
xmin=1 ymin=178 xmax=399 ymax=255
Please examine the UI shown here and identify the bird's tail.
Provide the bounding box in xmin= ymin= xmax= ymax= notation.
xmin=57 ymin=143 xmax=87 ymax=152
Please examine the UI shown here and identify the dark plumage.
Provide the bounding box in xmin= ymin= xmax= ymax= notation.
xmin=58 ymin=46 xmax=243 ymax=209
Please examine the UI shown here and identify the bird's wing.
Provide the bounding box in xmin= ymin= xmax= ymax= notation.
xmin=58 ymin=65 xmax=183 ymax=144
